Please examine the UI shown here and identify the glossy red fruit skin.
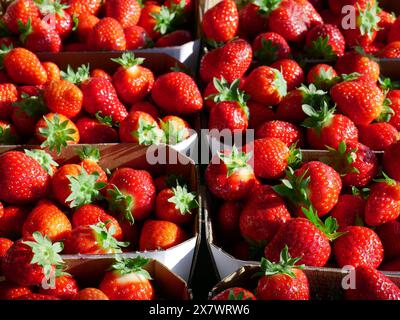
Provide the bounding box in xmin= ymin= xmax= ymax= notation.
xmin=66 ymin=0 xmax=103 ymax=16
xmin=256 ymin=120 xmax=302 ymax=147
xmin=334 ymin=52 xmax=380 ymax=82
xmin=307 ymin=64 xmax=338 ymax=90
xmin=105 ymin=0 xmax=142 ymax=29
xmin=331 ymin=194 xmax=366 ymax=231
xmin=125 ymin=25 xmax=148 ymax=50
xmin=358 ymin=123 xmax=399 ymax=151
xmin=155 ymin=30 xmax=193 ymax=47
xmin=0 ymin=83 xmax=18 ymax=121
xmin=383 ymin=141 xmax=400 ymax=182
xmin=345 ymin=266 xmax=400 ymax=300
xmin=217 ymin=201 xmax=242 ymax=244
xmin=376 ymin=220 xmax=400 ymax=261
xmin=74 ymin=288 xmax=109 ymax=300
xmin=3 ymin=0 xmax=40 ymax=34
xmin=155 ymin=188 xmax=193 ymax=225
xmin=239 ymin=3 xmax=268 ymax=39
xmin=208 ymin=101 xmax=248 ymax=132
xmin=276 ymin=90 xmax=307 ymax=124
xmin=270 ymin=59 xmax=305 ymax=92
xmin=257 ymin=269 xmax=310 ymax=300
xmin=247 ymin=101 xmax=276 ymax=130
xmin=379 ymin=42 xmax=400 ymax=59
xmin=387 ymin=90 xmax=400 ymax=131
xmin=0 ymin=206 xmax=28 ymax=239
xmin=388 ymin=16 xmax=400 ymax=43
xmin=213 ymin=287 xmax=256 ymax=300
xmin=130 ymin=101 xmax=159 ymax=120
xmin=24 ymin=19 xmax=62 ymax=53
xmin=0 ymin=281 xmax=31 ymax=300
xmin=264 ymin=218 xmax=331 ymax=267
xmin=306 ymin=24 xmax=345 ymax=58
xmin=87 ymin=17 xmax=127 ymax=51
xmin=38 ymin=275 xmax=79 ymax=300
xmin=252 ymin=32 xmax=291 ymax=64
xmin=76 ymin=117 xmax=119 ymax=144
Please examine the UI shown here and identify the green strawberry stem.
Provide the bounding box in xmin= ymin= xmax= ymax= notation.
xmin=107 ymin=185 xmax=135 ymax=224
xmin=151 ymin=6 xmax=176 ymax=35
xmin=95 ymin=111 xmax=118 ymax=128
xmin=111 ymin=52 xmax=145 ymax=69
xmin=207 ymin=77 xmax=249 ymax=111
xmin=305 ymin=36 xmax=337 ymax=60
xmin=254 ymin=37 xmax=280 ymax=65
xmin=298 ymin=84 xmax=329 ymax=111
xmin=0 ymin=44 xmax=12 ymax=69
xmin=90 ymin=221 xmax=129 ymax=252
xmin=253 ymin=0 xmax=282 ymax=16
xmin=376 ymin=97 xmax=395 ymax=123
xmin=287 ymin=144 xmax=302 ymax=169
xmin=271 ymin=68 xmax=287 ymax=99
xmin=18 ymin=18 xmax=33 ymax=44
xmin=357 ymin=3 xmax=380 ymax=38
xmin=35 ymin=0 xmax=69 ymax=16
xmin=0 ymin=125 xmax=16 ymax=144
xmin=61 ymin=64 xmax=90 ymax=85
xmin=12 ymin=93 xmax=48 ymax=117
xmin=77 ymin=146 xmax=101 ymax=163
xmin=218 ymin=146 xmax=253 ymax=177
xmin=227 ymin=290 xmax=253 ymax=300
xmin=160 ymin=119 xmax=188 ymax=145
xmin=379 ymin=77 xmax=400 ymax=91
xmin=325 ymin=141 xmax=360 ymax=175
xmin=134 ymin=116 xmax=166 ymax=146
xmin=110 ymin=255 xmax=152 ymax=279
xmin=168 ymin=183 xmax=198 ymax=215
xmin=24 ymin=149 xmax=59 ymax=176
xmin=374 ymin=172 xmax=398 ymax=186
xmin=258 ymin=246 xmax=304 ymax=278
xmin=301 ymin=101 xmax=335 ymax=135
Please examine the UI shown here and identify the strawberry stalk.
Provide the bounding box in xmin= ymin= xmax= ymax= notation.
xmin=298 ymin=84 xmax=329 ymax=110
xmin=151 ymin=6 xmax=177 ymax=35
xmin=219 ymin=146 xmax=253 ymax=177
xmin=160 ymin=119 xmax=188 ymax=145
xmin=253 ymin=0 xmax=282 ymax=16
xmin=357 ymin=3 xmax=380 ymax=38
xmin=305 ymin=36 xmax=337 ymax=60
xmin=0 ymin=124 xmax=16 ymax=144
xmin=325 ymin=141 xmax=360 ymax=176
xmin=35 ymin=0 xmax=69 ymax=17
xmin=302 ymin=206 xmax=345 ymax=240
xmin=134 ymin=116 xmax=166 ymax=146
xmin=111 ymin=52 xmax=145 ymax=69
xmin=301 ymin=101 xmax=335 ymax=135
xmin=107 ymin=185 xmax=135 ymax=224
xmin=61 ymin=64 xmax=90 ymax=85
xmin=90 ymin=221 xmax=129 ymax=252
xmin=24 ymin=149 xmax=59 ymax=176
xmin=271 ymin=68 xmax=287 ymax=100
xmin=77 ymin=146 xmax=101 ymax=163
xmin=254 ymin=37 xmax=281 ymax=65
xmin=207 ymin=77 xmax=249 ymax=111
xmin=167 ymin=183 xmax=198 ymax=215
xmin=110 ymin=256 xmax=152 ymax=279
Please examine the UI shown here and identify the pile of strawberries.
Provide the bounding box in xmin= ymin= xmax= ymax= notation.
xmin=0 ymin=0 xmax=195 ymax=52
xmin=0 ymin=146 xmax=198 ymax=299
xmin=0 ymin=47 xmax=203 ymax=149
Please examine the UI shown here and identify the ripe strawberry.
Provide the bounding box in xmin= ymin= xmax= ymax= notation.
xmin=119 ymin=110 xmax=164 ymax=145
xmin=305 ymin=24 xmax=345 ymax=59
xmin=238 ymin=3 xmax=267 ymax=39
xmin=247 ymin=101 xmax=276 ymax=129
xmin=151 ymin=71 xmax=202 ymax=115
xmin=376 ymin=220 xmax=400 ymax=261
xmin=306 ymin=64 xmax=339 ymax=91
xmin=87 ymin=17 xmax=126 ymax=51
xmin=204 ymin=77 xmax=246 ymax=111
xmin=38 ymin=275 xmax=78 ymax=300
xmin=105 ymin=0 xmax=142 ymax=29
xmin=131 ymin=101 xmax=159 ymax=119
xmin=270 ymin=59 xmax=305 ymax=92
xmin=74 ymin=288 xmax=109 ymax=300
xmin=383 ymin=141 xmax=400 ymax=182
xmin=208 ymin=101 xmax=248 ymax=132
xmin=42 ymin=62 xmax=61 ymax=82
xmin=65 ymin=0 xmax=102 ymax=16
xmin=388 ymin=16 xmax=400 ymax=43
xmin=160 ymin=115 xmax=191 ymax=145
xmin=205 ymin=146 xmax=255 ymax=201
xmin=17 ymin=293 xmax=59 ymax=300
xmin=358 ymin=122 xmax=399 ymax=151
xmin=0 ymin=281 xmax=31 ymax=300
xmin=240 ymin=185 xmax=291 ymax=246
xmin=2 ymin=47 xmax=47 ymax=85
xmin=202 ymin=0 xmax=238 ymax=43
xmin=36 ymin=113 xmax=80 ymax=154
xmin=2 ymin=232 xmax=64 ymax=286
xmin=216 ymin=201 xmax=242 ymax=244
xmin=106 ymin=168 xmax=156 ymax=222
xmin=302 ymin=103 xmax=359 ymax=149
xmin=0 ymin=151 xmax=50 ymax=204
xmin=264 ymin=207 xmax=342 ymax=267
xmin=138 ymin=3 xmax=177 ymax=40
xmin=200 ymin=39 xmax=252 ymax=83
xmin=331 ymin=80 xmax=384 ymax=126
xmin=213 ymin=288 xmax=256 ymax=300
xmin=77 ymin=147 xmax=108 ymax=185
xmin=274 ymin=161 xmax=342 ymax=217
xmin=155 ymin=183 xmax=197 ymax=225
xmin=91 ymin=69 xmax=112 ymax=82
xmin=328 ymin=0 xmax=375 ymax=15
xmin=22 ymin=200 xmax=71 ymax=242
xmin=334 ymin=51 xmax=380 ymax=82
xmin=330 ymin=194 xmax=365 ymax=231
xmin=242 ymin=66 xmax=287 ymax=106
xmin=76 ymin=116 xmax=118 ymax=144
xmin=63 ymin=221 xmax=128 ymax=254
xmin=99 ymin=256 xmax=154 ymax=300
xmin=344 ymin=266 xmax=400 ymax=300
xmin=257 ymin=247 xmax=309 ymax=300
xmin=252 ymin=32 xmax=290 ymax=65
xmin=125 ymin=25 xmax=150 ymax=49
xmin=139 ymin=220 xmax=187 ymax=251
xmin=2 ymin=0 xmax=40 ymax=34
xmin=75 ymin=13 xmax=99 ymax=42
xmin=154 ymin=29 xmax=192 ymax=47
xmin=0 ymin=237 xmax=13 ymax=264
xmin=0 ymin=206 xmax=29 ymax=239
xmin=38 ymin=0 xmax=73 ymax=40
xmin=255 ymin=120 xmax=303 ymax=147
xmin=386 ymin=90 xmax=400 ymax=130
xmin=111 ymin=53 xmax=154 ymax=105
xmin=365 ymin=174 xmax=400 ymax=226
xmin=0 ymin=120 xmax=18 ymax=144
xmin=380 ymin=41 xmax=400 ymax=58
xmin=44 ymin=80 xmax=83 ymax=118
xmin=0 ymin=83 xmax=18 ymax=120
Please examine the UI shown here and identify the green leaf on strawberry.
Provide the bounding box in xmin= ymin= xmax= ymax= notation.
xmin=305 ymin=36 xmax=337 ymax=60
xmin=219 ymin=146 xmax=253 ymax=177
xmin=357 ymin=3 xmax=380 ymax=38
xmin=254 ymin=37 xmax=280 ymax=65
xmin=168 ymin=183 xmax=198 ymax=215
xmin=325 ymin=141 xmax=360 ymax=175
xmin=61 ymin=64 xmax=90 ymax=85
xmin=110 ymin=255 xmax=152 ymax=280
xmin=12 ymin=93 xmax=48 ymax=118
xmin=107 ymin=185 xmax=135 ymax=224
xmin=160 ymin=119 xmax=188 ymax=145
xmin=77 ymin=146 xmax=101 ymax=163
xmin=90 ymin=221 xmax=129 ymax=253
xmin=134 ymin=116 xmax=166 ymax=146
xmin=111 ymin=52 xmax=145 ymax=69
xmin=24 ymin=149 xmax=59 ymax=176
xmin=151 ymin=6 xmax=176 ymax=35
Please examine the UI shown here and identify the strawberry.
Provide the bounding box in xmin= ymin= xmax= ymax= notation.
xmin=99 ymin=256 xmax=154 ymax=300
xmin=2 ymin=0 xmax=40 ymax=34
xmin=63 ymin=221 xmax=128 ymax=254
xmin=154 ymin=29 xmax=192 ymax=47
xmin=274 ymin=161 xmax=342 ymax=217
xmin=344 ymin=266 xmax=400 ymax=300
xmin=302 ymin=102 xmax=359 ymax=149
xmin=255 ymin=120 xmax=303 ymax=147
xmin=239 ymin=185 xmax=291 ymax=246
xmin=139 ymin=220 xmax=187 ymax=250
xmin=0 ymin=83 xmax=18 ymax=120
xmin=0 ymin=281 xmax=31 ymax=300
xmin=154 ymin=174 xmax=187 ymax=192
xmin=17 ymin=293 xmax=59 ymax=300
xmin=125 ymin=25 xmax=150 ymax=49
xmin=305 ymin=24 xmax=345 ymax=59
xmin=65 ymin=0 xmax=102 ymax=16
xmin=364 ymin=174 xmax=400 ymax=226
xmin=213 ymin=288 xmax=256 ymax=300
xmin=358 ymin=122 xmax=399 ymax=151
xmin=238 ymin=3 xmax=267 ymax=39
xmin=38 ymin=275 xmax=78 ymax=300
xmin=155 ymin=183 xmax=197 ymax=225
xmin=270 ymin=59 xmax=305 ymax=92
xmin=87 ymin=17 xmax=126 ymax=51
xmin=131 ymin=101 xmax=159 ymax=119
xmin=0 ymin=206 xmax=29 ymax=239
xmin=242 ymin=66 xmax=287 ymax=106
xmin=36 ymin=113 xmax=80 ymax=154
xmin=2 ymin=232 xmax=64 ymax=286
xmin=204 ymin=77 xmax=247 ymax=111
xmin=1 ymin=47 xmax=47 ymax=85
xmin=0 ymin=237 xmax=13 ymax=267
xmin=111 ymin=53 xmax=154 ymax=105
xmin=106 ymin=168 xmax=156 ymax=222
xmin=105 ymin=0 xmax=142 ymax=29
xmin=264 ymin=207 xmax=342 ymax=267
xmin=160 ymin=115 xmax=191 ymax=145
xmin=43 ymin=79 xmax=83 ymax=118
xmin=334 ymin=51 xmax=380 ymax=82
xmin=38 ymin=0 xmax=73 ymax=40
xmin=0 ymin=120 xmax=18 ymax=144
xmin=386 ymin=90 xmax=400 ymax=130
xmin=244 ymin=138 xmax=301 ymax=180
xmin=331 ymin=193 xmax=366 ymax=231
xmin=328 ymin=0 xmax=375 ymax=15
xmin=76 ymin=116 xmax=118 ymax=144
xmin=202 ymin=0 xmax=238 ymax=43
xmin=257 ymin=246 xmax=309 ymax=300
xmin=383 ymin=141 xmax=400 ymax=182
xmin=200 ymin=39 xmax=252 ymax=83
xmin=42 ymin=62 xmax=61 ymax=82
xmin=77 ymin=147 xmax=108 ymax=185
xmin=75 ymin=13 xmax=99 ymax=42
xmin=22 ymin=200 xmax=71 ymax=242
xmin=0 ymin=151 xmax=50 ymax=204
xmin=119 ymin=110 xmax=165 ymax=145
xmin=331 ymin=80 xmax=384 ymax=126
xmin=208 ymin=101 xmax=248 ymax=132
xmin=205 ymin=146 xmax=255 ymax=201
xmin=138 ymin=3 xmax=176 ymax=40
xmin=74 ymin=288 xmax=109 ymax=300
xmin=216 ymin=201 xmax=242 ymax=244
xmin=306 ymin=64 xmax=339 ymax=91
xmin=388 ymin=16 xmax=400 ymax=43
xmin=380 ymin=41 xmax=400 ymax=58
xmin=151 ymin=71 xmax=202 ymax=115
xmin=376 ymin=220 xmax=400 ymax=261
xmin=252 ymin=32 xmax=291 ymax=65
xmin=91 ymin=69 xmax=112 ymax=82
xmin=247 ymin=100 xmax=276 ymax=129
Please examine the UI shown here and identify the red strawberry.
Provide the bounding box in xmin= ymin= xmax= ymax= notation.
xmin=238 ymin=3 xmax=267 ymax=39
xmin=131 ymin=101 xmax=159 ymax=119
xmin=125 ymin=25 xmax=150 ymax=49
xmin=208 ymin=101 xmax=248 ymax=132
xmin=334 ymin=52 xmax=380 ymax=82
xmin=0 ymin=237 xmax=13 ymax=266
xmin=305 ymin=24 xmax=345 ymax=59
xmin=76 ymin=13 xmax=99 ymax=42
xmin=216 ymin=201 xmax=242 ymax=244
xmin=99 ymin=256 xmax=154 ymax=300
xmin=77 ymin=147 xmax=108 ymax=183
xmin=20 ymin=18 xmax=62 ymax=53
xmin=358 ymin=122 xmax=399 ymax=151
xmin=87 ymin=17 xmax=127 ymax=51
xmin=239 ymin=185 xmax=291 ymax=246
xmin=38 ymin=275 xmax=79 ymax=300
xmin=344 ymin=266 xmax=400 ymax=300
xmin=328 ymin=0 xmax=375 ymax=15
xmin=306 ymin=64 xmax=339 ymax=91
xmin=0 ymin=206 xmax=29 ymax=239
xmin=0 ymin=281 xmax=32 ymax=300
xmin=105 ymin=0 xmax=142 ymax=29
xmin=247 ymin=100 xmax=276 ymax=129
xmin=106 ymin=168 xmax=156 ymax=222
xmin=139 ymin=220 xmax=187 ymax=251
xmin=380 ymin=41 xmax=400 ymax=58
xmin=376 ymin=220 xmax=400 ymax=261
xmin=383 ymin=141 xmax=400 ymax=182
xmin=90 ymin=69 xmax=112 ymax=82
xmin=386 ymin=90 xmax=400 ymax=130
xmin=160 ymin=115 xmax=191 ymax=145
xmin=213 ymin=287 xmax=256 ymax=300
xmin=155 ymin=30 xmax=192 ymax=47
xmin=330 ymin=193 xmax=366 ymax=231
xmin=38 ymin=0 xmax=73 ymax=40
xmin=202 ymin=0 xmax=238 ymax=43
xmin=76 ymin=116 xmax=118 ymax=144
xmin=257 ymin=246 xmax=309 ymax=300
xmin=388 ymin=16 xmax=400 ymax=43
xmin=65 ymin=0 xmax=102 ymax=16
xmin=270 ymin=59 xmax=305 ymax=92
xmin=111 ymin=53 xmax=154 ymax=105
xmin=17 ymin=293 xmax=59 ymax=300
xmin=256 ymin=120 xmax=303 ymax=147
xmin=42 ymin=62 xmax=61 ymax=83
xmin=2 ymin=0 xmax=40 ymax=34
xmin=252 ymin=32 xmax=291 ymax=65
xmin=151 ymin=71 xmax=202 ymax=115
xmin=204 ymin=77 xmax=246 ymax=111
xmin=74 ymin=288 xmax=109 ymax=300
xmin=165 ymin=0 xmax=194 ymax=15
xmin=205 ymin=146 xmax=255 ymax=201
xmin=0 ymin=83 xmax=18 ymax=120
xmin=200 ymin=39 xmax=252 ymax=83
xmin=138 ymin=3 xmax=177 ymax=40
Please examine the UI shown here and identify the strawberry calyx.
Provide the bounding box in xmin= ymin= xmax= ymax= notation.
xmin=65 ymin=166 xmax=106 ymax=208
xmin=218 ymin=146 xmax=253 ymax=177
xmin=351 ymin=186 xmax=370 ymax=200
xmin=227 ymin=290 xmax=254 ymax=300
xmin=35 ymin=0 xmax=69 ymax=17
xmin=110 ymin=255 xmax=152 ymax=279
xmin=107 ymin=185 xmax=135 ymax=224
xmin=271 ymin=68 xmax=287 ymax=99
xmin=301 ymin=101 xmax=335 ymax=135
xmin=287 ymin=144 xmax=302 ymax=169
xmin=24 ymin=149 xmax=59 ymax=176
xmin=39 ymin=113 xmax=77 ymax=154
xmin=254 ymin=38 xmax=280 ymax=65
xmin=61 ymin=64 xmax=90 ymax=85
xmin=133 ymin=116 xmax=166 ymax=146
xmin=207 ymin=77 xmax=249 ymax=111
xmin=13 ymin=93 xmax=48 ymax=117
xmin=111 ymin=52 xmax=145 ymax=70
xmin=18 ymin=18 xmax=34 ymax=45
xmin=152 ymin=6 xmax=177 ymax=35
xmin=159 ymin=118 xmax=189 ymax=145
xmin=325 ymin=141 xmax=360 ymax=176
xmin=356 ymin=3 xmax=380 ymax=38
xmin=253 ymin=0 xmax=282 ymax=16
xmin=95 ymin=112 xmax=118 ymax=128
xmin=90 ymin=221 xmax=129 ymax=253
xmin=0 ymin=123 xmax=15 ymax=144
xmin=376 ymin=96 xmax=395 ymax=123
xmin=298 ymin=84 xmax=328 ymax=108
xmin=302 ymin=206 xmax=345 ymax=241
xmin=0 ymin=44 xmax=12 ymax=69
xmin=374 ymin=172 xmax=398 ymax=186
xmin=378 ymin=77 xmax=400 ymax=91
xmin=22 ymin=231 xmax=64 ymax=285
xmin=167 ymin=183 xmax=198 ymax=215
xmin=77 ymin=146 xmax=101 ymax=163
xmin=305 ymin=36 xmax=337 ymax=60
xmin=340 ymin=72 xmax=362 ymax=82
